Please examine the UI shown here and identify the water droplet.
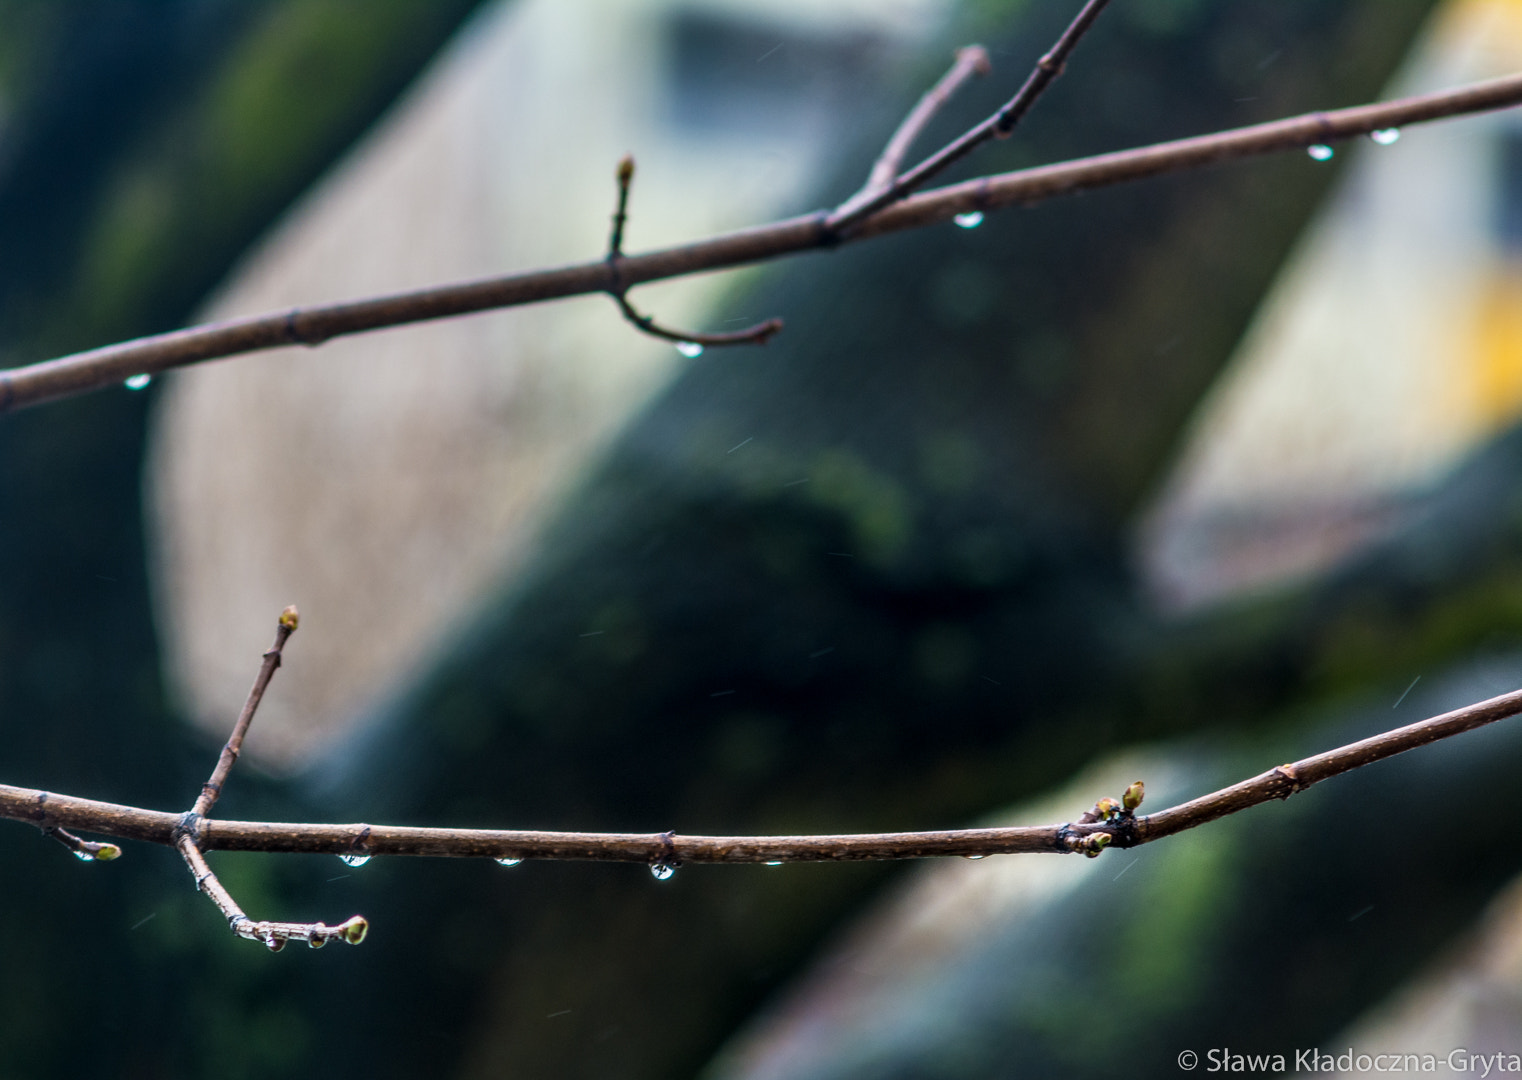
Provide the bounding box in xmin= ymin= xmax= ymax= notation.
xmin=675 ymin=341 xmax=704 ymax=358
xmin=123 ymin=373 xmax=152 ymax=390
xmin=963 ymin=854 xmax=987 ymax=860
xmin=338 ymin=854 xmax=371 ymax=868
xmin=307 ymin=934 xmax=327 ymax=949
xmin=263 ymin=934 xmax=285 ymax=952
xmin=1370 ymin=128 xmax=1401 ymax=146
xmin=650 ymin=862 xmax=676 ymax=881
xmin=765 ymin=860 xmax=784 ymax=867
xmin=73 ymin=849 xmax=97 ymax=862
xmin=1307 ymin=144 xmax=1334 ymax=161
xmin=953 ymin=211 xmax=984 ymax=229
xmin=494 ymin=857 xmax=522 ymax=867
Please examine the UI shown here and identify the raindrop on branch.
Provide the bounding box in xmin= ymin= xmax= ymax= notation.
xmin=675 ymin=341 xmax=704 ymax=358
xmin=73 ymin=849 xmax=97 ymax=863
xmin=1307 ymin=144 xmax=1334 ymax=161
xmin=650 ymin=862 xmax=676 ymax=881
xmin=338 ymin=854 xmax=372 ymax=868
xmin=124 ymin=373 xmax=152 ymax=390
xmin=1370 ymin=128 xmax=1401 ymax=145
xmin=953 ymin=211 xmax=984 ymax=229
xmin=494 ymin=857 xmax=523 ymax=867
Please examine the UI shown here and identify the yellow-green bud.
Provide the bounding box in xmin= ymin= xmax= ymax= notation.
xmin=1095 ymin=797 xmax=1121 ymax=819
xmin=617 ymin=154 xmax=635 ymax=186
xmin=280 ymin=605 xmax=300 ymax=631
xmin=93 ymin=843 xmax=122 ymax=862
xmin=1084 ymin=833 xmax=1111 ymax=858
xmin=340 ymin=915 xmax=369 ymax=945
xmin=1123 ymin=780 xmax=1145 ymax=812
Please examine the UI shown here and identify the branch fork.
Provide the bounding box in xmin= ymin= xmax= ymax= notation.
xmin=605 ymin=155 xmax=783 ymax=353
xmin=69 ymin=605 xmax=370 ymax=951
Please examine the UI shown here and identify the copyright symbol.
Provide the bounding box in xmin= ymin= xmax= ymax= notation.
xmin=1178 ymin=1050 xmax=1198 ymax=1070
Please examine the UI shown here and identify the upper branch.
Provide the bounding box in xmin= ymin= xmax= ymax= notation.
xmin=3 ymin=70 xmax=1522 ymax=413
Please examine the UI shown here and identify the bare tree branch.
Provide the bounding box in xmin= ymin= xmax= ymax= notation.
xmin=827 ymin=0 xmax=1109 ymax=232
xmin=191 ymin=605 xmax=297 ymax=817
xmin=839 ymin=44 xmax=992 ymax=214
xmin=7 ymin=684 xmax=1521 ymax=870
xmin=606 ymin=154 xmax=783 ymax=353
xmin=3 ymin=69 xmax=1520 ymax=414
xmin=149 ymin=608 xmax=368 ymax=949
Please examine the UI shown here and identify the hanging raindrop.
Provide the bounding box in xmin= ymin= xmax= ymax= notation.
xmin=72 ymin=849 xmax=97 ymax=863
xmin=338 ymin=853 xmax=371 ymax=868
xmin=764 ymin=860 xmax=784 ymax=867
xmin=1306 ymin=144 xmax=1334 ymax=161
xmin=953 ymin=211 xmax=985 ymax=229
xmin=124 ymin=373 xmax=152 ymax=390
xmin=1370 ymin=128 xmax=1401 ymax=146
xmin=494 ymin=857 xmax=523 ymax=867
xmin=649 ymin=862 xmax=676 ymax=881
xmin=675 ymin=341 xmax=704 ymax=358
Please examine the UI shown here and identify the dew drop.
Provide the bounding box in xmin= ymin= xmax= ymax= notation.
xmin=963 ymin=854 xmax=987 ymax=860
xmin=338 ymin=854 xmax=371 ymax=868
xmin=494 ymin=857 xmax=523 ymax=867
xmin=765 ymin=860 xmax=784 ymax=867
xmin=72 ymin=849 xmax=97 ymax=863
xmin=650 ymin=862 xmax=676 ymax=881
xmin=675 ymin=341 xmax=704 ymax=358
xmin=1370 ymin=128 xmax=1401 ymax=146
xmin=263 ymin=934 xmax=285 ymax=952
xmin=953 ymin=211 xmax=984 ymax=229
xmin=307 ymin=934 xmax=327 ymax=949
xmin=1307 ymin=144 xmax=1334 ymax=161
xmin=123 ymin=373 xmax=152 ymax=390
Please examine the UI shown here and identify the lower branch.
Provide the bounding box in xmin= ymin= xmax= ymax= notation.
xmin=6 ymin=683 xmax=1522 ymax=867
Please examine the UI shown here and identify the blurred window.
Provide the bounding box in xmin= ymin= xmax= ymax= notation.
xmin=665 ymin=10 xmax=886 ymax=137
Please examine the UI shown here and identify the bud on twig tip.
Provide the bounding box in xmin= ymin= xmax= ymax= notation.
xmin=340 ymin=915 xmax=369 ymax=945
xmin=1123 ymin=780 xmax=1145 ymax=811
xmin=279 ymin=605 xmax=299 ymax=631
xmin=617 ymin=155 xmax=635 ymax=185
xmin=94 ymin=843 xmax=122 ymax=862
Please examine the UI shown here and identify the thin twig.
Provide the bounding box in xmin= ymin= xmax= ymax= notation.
xmin=192 ymin=605 xmax=298 ymax=817
xmin=6 ymin=685 xmax=1522 ymax=866
xmin=172 ymin=608 xmax=365 ymax=950
xmin=41 ymin=825 xmax=120 ymax=863
xmin=847 ymin=45 xmax=992 ymax=207
xmin=177 ymin=834 xmax=367 ymax=950
xmin=606 ymin=154 xmax=783 ymax=352
xmin=2 ymin=70 xmax=1521 ymax=413
xmin=827 ymin=0 xmax=1109 ymax=233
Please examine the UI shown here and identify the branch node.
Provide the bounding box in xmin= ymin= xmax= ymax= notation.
xmin=603 ymin=154 xmax=784 ymax=350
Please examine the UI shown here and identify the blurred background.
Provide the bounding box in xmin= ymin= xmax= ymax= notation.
xmin=5 ymin=0 xmax=1522 ymax=1076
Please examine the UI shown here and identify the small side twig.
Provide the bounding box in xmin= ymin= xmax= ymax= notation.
xmin=177 ymin=834 xmax=367 ymax=950
xmin=192 ymin=605 xmax=299 ymax=817
xmin=827 ymin=0 xmax=1110 ymax=234
xmin=605 ymin=154 xmax=783 ymax=354
xmin=42 ymin=825 xmax=120 ymax=863
xmin=839 ymin=45 xmax=992 ymax=216
xmin=173 ymin=607 xmax=367 ymax=951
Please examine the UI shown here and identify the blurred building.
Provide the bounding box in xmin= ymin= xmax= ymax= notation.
xmin=145 ymin=0 xmax=947 ymax=767
xmin=1143 ymin=0 xmax=1522 ymax=610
